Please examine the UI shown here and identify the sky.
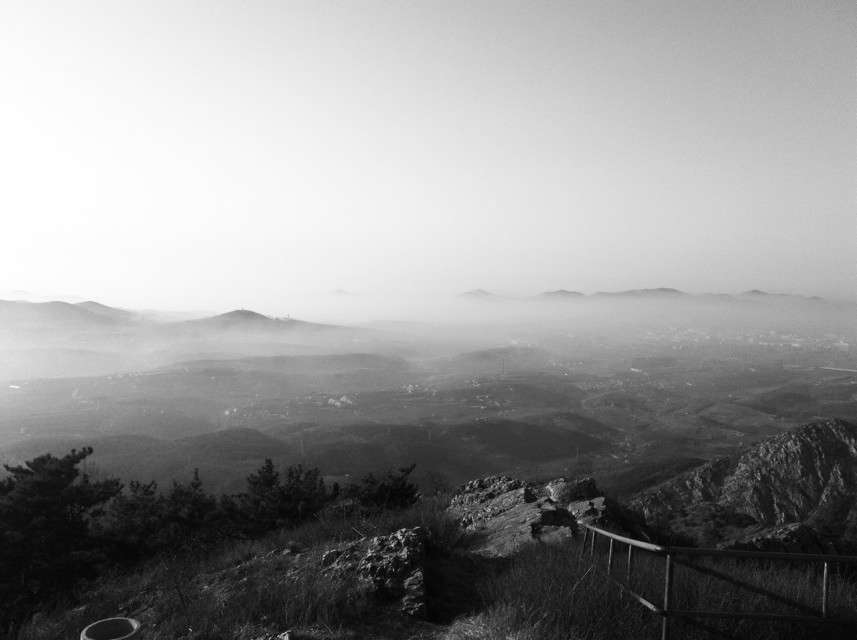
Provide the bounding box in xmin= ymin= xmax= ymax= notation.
xmin=1 ymin=1 xmax=855 ymax=311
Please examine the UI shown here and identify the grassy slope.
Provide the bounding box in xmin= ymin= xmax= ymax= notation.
xmin=19 ymin=501 xmax=463 ymax=640
xmin=18 ymin=501 xmax=857 ymax=640
xmin=448 ymin=540 xmax=857 ymax=640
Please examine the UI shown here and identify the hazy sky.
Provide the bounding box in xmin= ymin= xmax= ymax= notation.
xmin=1 ymin=1 xmax=854 ymax=310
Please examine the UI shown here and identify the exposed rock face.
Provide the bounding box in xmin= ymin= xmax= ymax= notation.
xmin=450 ymin=476 xmax=528 ymax=513
xmin=448 ymin=476 xmax=578 ymax=556
xmin=546 ymin=477 xmax=598 ymax=504
xmin=324 ymin=527 xmax=426 ymax=617
xmin=630 ymin=419 xmax=857 ymax=550
xmin=568 ymin=496 xmax=652 ymax=541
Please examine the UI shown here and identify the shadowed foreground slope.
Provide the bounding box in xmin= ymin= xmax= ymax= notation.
xmin=16 ymin=452 xmax=857 ymax=640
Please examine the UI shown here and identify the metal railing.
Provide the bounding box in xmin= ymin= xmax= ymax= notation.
xmin=581 ymin=524 xmax=857 ymax=640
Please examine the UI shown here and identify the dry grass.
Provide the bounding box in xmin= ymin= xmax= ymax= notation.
xmin=444 ymin=538 xmax=857 ymax=640
xmin=18 ymin=501 xmax=857 ymax=640
xmin=20 ymin=547 xmax=369 ymax=640
xmin=17 ymin=498 xmax=466 ymax=640
xmin=443 ymin=541 xmax=657 ymax=640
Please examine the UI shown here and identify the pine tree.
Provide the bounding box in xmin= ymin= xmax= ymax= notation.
xmin=0 ymin=447 xmax=121 ymax=634
xmin=357 ymin=463 xmax=420 ymax=511
xmin=233 ymin=460 xmax=329 ymax=534
xmin=163 ymin=468 xmax=217 ymax=546
xmin=103 ymin=479 xmax=168 ymax=560
xmin=280 ymin=464 xmax=327 ymax=525
xmin=243 ymin=458 xmax=281 ymax=532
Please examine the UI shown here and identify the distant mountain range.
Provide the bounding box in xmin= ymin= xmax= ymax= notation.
xmin=0 ymin=287 xmax=838 ymax=336
xmin=0 ymin=301 xmax=338 ymax=333
xmin=592 ymin=287 xmax=687 ymax=298
xmin=455 ymin=288 xmax=829 ymax=303
xmin=740 ymin=289 xmax=825 ymax=302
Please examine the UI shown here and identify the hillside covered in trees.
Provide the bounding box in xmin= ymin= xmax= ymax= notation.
xmin=0 ymin=447 xmax=419 ymax=637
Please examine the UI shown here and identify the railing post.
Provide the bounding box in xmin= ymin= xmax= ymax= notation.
xmin=580 ymin=527 xmax=589 ymax=558
xmin=607 ymin=538 xmax=615 ymax=573
xmin=580 ymin=527 xmax=857 ymax=637
xmin=627 ymin=544 xmax=634 ymax=582
xmin=662 ymin=553 xmax=674 ymax=640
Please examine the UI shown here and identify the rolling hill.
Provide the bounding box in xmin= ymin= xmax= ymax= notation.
xmin=166 ymin=309 xmax=339 ymax=333
xmin=75 ymin=301 xmax=141 ymax=323
xmin=458 ymin=289 xmax=505 ymax=301
xmin=0 ymin=300 xmax=118 ymax=330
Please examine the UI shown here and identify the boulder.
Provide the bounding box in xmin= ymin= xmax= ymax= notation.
xmin=568 ymin=496 xmax=652 ymax=541
xmin=324 ymin=527 xmax=426 ymax=617
xmin=546 ymin=477 xmax=598 ymax=505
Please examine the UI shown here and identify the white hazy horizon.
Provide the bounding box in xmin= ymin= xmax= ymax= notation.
xmin=1 ymin=1 xmax=854 ymax=311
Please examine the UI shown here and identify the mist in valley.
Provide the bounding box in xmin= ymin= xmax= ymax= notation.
xmin=1 ymin=289 xmax=854 ymax=496
xmin=1 ymin=0 xmax=852 ymax=497
xmin=2 ymin=2 xmax=856 ymax=637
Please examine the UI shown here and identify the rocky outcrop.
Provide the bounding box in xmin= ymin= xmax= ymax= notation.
xmin=448 ymin=476 xmax=578 ymax=556
xmin=568 ymin=496 xmax=652 ymax=541
xmin=630 ymin=419 xmax=857 ymax=550
xmin=323 ymin=527 xmax=426 ymax=617
xmin=546 ymin=477 xmax=598 ymax=503
xmin=446 ymin=419 xmax=857 ymax=555
xmin=448 ymin=474 xmax=656 ymax=556
xmin=449 ymin=476 xmax=529 ymax=514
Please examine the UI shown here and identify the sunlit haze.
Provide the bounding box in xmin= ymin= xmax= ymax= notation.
xmin=4 ymin=6 xmax=857 ymax=628
xmin=1 ymin=1 xmax=854 ymax=314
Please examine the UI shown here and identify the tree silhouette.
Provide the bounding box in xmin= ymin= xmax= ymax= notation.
xmin=162 ymin=469 xmax=218 ymax=547
xmin=356 ymin=463 xmax=420 ymax=510
xmin=103 ymin=479 xmax=167 ymax=560
xmin=230 ymin=460 xmax=329 ymax=534
xmin=0 ymin=447 xmax=121 ymax=634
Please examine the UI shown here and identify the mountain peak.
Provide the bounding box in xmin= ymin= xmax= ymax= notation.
xmin=217 ymin=309 xmax=271 ymax=322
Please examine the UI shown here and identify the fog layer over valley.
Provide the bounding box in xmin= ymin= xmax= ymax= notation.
xmin=1 ymin=291 xmax=854 ymax=495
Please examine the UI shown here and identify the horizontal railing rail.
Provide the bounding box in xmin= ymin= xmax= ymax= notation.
xmin=581 ymin=524 xmax=857 ymax=640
